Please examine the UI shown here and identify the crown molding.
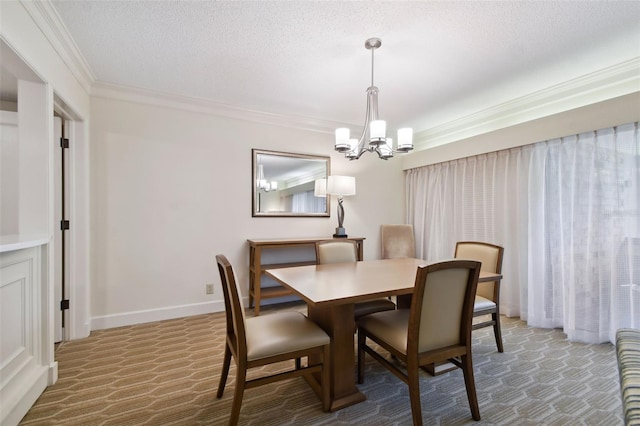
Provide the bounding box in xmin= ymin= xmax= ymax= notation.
xmin=21 ymin=0 xmax=95 ymax=94
xmin=402 ymin=91 xmax=640 ymax=170
xmin=413 ymin=57 xmax=640 ymax=151
xmin=91 ymin=81 xmax=346 ymax=134
xmin=92 ymin=58 xmax=639 ymax=144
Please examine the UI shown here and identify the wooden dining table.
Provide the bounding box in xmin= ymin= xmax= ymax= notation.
xmin=265 ymin=257 xmax=502 ymax=411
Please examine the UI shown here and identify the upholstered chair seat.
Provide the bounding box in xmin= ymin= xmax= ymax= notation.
xmin=473 ymin=295 xmax=495 ymax=312
xmin=244 ymin=312 xmax=330 ymax=361
xmin=353 ymin=299 xmax=400 ymax=320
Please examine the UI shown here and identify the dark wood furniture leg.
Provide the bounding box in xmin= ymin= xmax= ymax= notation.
xmin=307 ymin=303 xmax=366 ymax=411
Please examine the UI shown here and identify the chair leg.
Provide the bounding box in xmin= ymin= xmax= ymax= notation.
xmin=492 ymin=312 xmax=504 ymax=353
xmin=357 ymin=329 xmax=366 ymax=384
xmin=321 ymin=344 xmax=331 ymax=412
xmin=295 ymin=357 xmax=301 ymax=370
xmin=217 ymin=344 xmax=232 ymax=399
xmin=407 ymin=360 xmax=423 ymax=426
xmin=461 ymin=354 xmax=480 ymax=421
xmin=229 ymin=367 xmax=246 ymax=426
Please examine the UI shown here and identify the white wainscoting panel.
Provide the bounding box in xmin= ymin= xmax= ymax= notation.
xmin=0 ymin=246 xmax=52 ymax=426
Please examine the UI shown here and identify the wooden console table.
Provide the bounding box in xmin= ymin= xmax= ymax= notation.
xmin=247 ymin=237 xmax=365 ymax=315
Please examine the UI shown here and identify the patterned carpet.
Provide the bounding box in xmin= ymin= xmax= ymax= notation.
xmin=20 ymin=303 xmax=622 ymax=425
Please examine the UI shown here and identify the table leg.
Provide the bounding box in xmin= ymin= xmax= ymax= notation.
xmin=396 ymin=294 xmax=412 ymax=309
xmin=307 ymin=303 xmax=366 ymax=411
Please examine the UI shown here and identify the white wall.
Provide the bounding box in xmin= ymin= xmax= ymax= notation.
xmin=1 ymin=111 xmax=19 ymax=235
xmin=89 ymin=95 xmax=405 ymax=328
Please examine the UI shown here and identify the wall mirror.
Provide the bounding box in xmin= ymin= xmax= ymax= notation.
xmin=252 ymin=149 xmax=330 ymax=217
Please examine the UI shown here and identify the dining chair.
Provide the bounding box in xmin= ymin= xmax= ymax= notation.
xmin=315 ymin=240 xmax=396 ymax=320
xmin=380 ymin=224 xmax=416 ymax=309
xmin=215 ymin=254 xmax=330 ymax=425
xmin=315 ymin=239 xmax=359 ymax=264
xmin=357 ymin=259 xmax=482 ymax=426
xmin=380 ymin=224 xmax=416 ymax=259
xmin=454 ymin=241 xmax=505 ymax=353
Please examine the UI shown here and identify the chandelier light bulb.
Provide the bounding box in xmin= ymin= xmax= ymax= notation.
xmin=335 ymin=128 xmax=351 ymax=152
xmin=397 ymin=128 xmax=414 ymax=152
xmin=370 ymin=120 xmax=386 ymax=145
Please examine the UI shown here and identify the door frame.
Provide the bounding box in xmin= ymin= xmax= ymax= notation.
xmin=53 ymin=97 xmax=90 ymax=340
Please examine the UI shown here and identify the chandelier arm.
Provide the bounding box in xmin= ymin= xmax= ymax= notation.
xmin=350 ymin=86 xmax=375 ymax=159
xmin=358 ymin=89 xmax=372 ymax=150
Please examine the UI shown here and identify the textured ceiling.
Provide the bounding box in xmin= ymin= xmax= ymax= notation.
xmin=50 ymin=1 xmax=640 ymax=132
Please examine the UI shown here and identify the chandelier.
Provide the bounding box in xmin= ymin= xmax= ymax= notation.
xmin=334 ymin=38 xmax=413 ymax=160
xmin=256 ymin=164 xmax=277 ymax=192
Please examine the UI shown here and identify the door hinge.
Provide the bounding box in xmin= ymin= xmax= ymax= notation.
xmin=60 ymin=299 xmax=70 ymax=311
xmin=61 ymin=220 xmax=70 ymax=230
xmin=60 ymin=137 xmax=69 ymax=148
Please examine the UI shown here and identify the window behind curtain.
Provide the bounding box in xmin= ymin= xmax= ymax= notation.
xmin=283 ymin=190 xmax=326 ymax=214
xmin=406 ymin=122 xmax=639 ymax=344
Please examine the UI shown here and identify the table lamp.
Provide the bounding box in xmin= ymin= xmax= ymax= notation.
xmin=326 ymin=175 xmax=356 ymax=238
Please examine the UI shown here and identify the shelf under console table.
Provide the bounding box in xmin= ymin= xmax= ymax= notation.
xmin=247 ymin=237 xmax=365 ymax=315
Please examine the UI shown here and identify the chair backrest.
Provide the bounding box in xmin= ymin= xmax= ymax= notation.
xmin=408 ymin=260 xmax=481 ymax=353
xmin=316 ymin=240 xmax=358 ymax=264
xmin=216 ymin=254 xmax=248 ymax=360
xmin=454 ymin=241 xmax=504 ymax=301
xmin=380 ymin=224 xmax=416 ymax=259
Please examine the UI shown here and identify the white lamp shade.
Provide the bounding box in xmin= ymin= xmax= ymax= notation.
xmin=370 ymin=120 xmax=386 ymax=140
xmin=314 ymin=178 xmax=327 ymax=197
xmin=397 ymin=127 xmax=413 ymax=151
xmin=327 ymin=175 xmax=356 ymax=196
xmin=335 ymin=128 xmax=350 ymax=151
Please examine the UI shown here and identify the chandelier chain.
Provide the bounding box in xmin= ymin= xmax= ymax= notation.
xmin=371 ymin=45 xmax=375 ymax=88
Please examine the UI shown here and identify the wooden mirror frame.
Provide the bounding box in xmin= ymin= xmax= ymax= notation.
xmin=252 ymin=149 xmax=331 ymax=217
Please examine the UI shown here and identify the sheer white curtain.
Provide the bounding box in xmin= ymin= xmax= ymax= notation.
xmin=288 ymin=190 xmax=326 ymax=213
xmin=406 ymin=122 xmax=639 ymax=344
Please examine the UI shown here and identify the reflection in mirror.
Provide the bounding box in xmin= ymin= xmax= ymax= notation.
xmin=252 ymin=149 xmax=330 ymax=217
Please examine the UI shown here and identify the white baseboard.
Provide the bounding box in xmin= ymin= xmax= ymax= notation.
xmin=1 ymin=365 xmax=48 ymax=426
xmin=48 ymin=361 xmax=58 ymax=384
xmin=69 ymin=322 xmax=91 ymax=340
xmin=91 ymin=300 xmax=226 ymax=331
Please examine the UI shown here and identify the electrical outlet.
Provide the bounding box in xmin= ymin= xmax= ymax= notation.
xmin=206 ymin=284 xmax=214 ymax=294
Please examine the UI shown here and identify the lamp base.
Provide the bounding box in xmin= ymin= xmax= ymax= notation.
xmin=333 ymin=227 xmax=348 ymax=238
